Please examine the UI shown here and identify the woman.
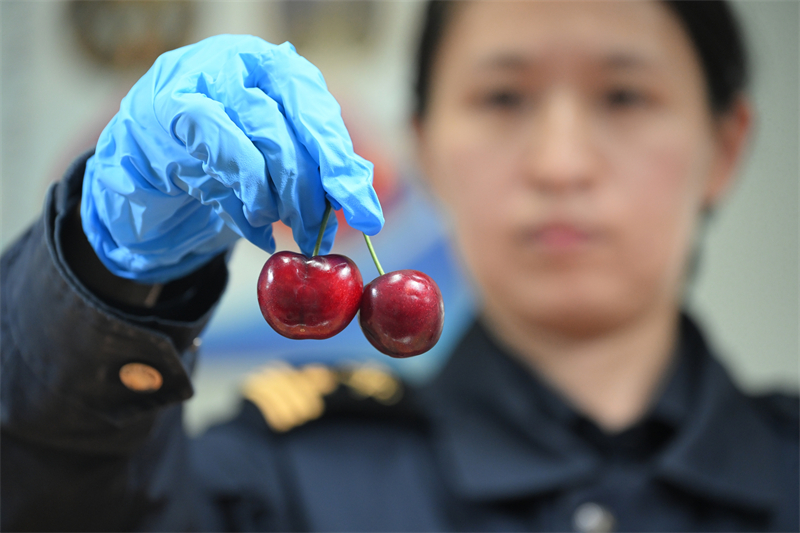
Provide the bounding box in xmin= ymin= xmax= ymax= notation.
xmin=2 ymin=1 xmax=796 ymax=531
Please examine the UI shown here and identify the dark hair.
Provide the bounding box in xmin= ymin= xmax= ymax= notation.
xmin=413 ymin=0 xmax=749 ymax=118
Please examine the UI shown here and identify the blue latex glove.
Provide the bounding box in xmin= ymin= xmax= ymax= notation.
xmin=82 ymin=34 xmax=384 ymax=284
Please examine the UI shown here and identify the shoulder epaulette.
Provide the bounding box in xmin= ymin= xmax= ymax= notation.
xmin=242 ymin=361 xmax=412 ymax=433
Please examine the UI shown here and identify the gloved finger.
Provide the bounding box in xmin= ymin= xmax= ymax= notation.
xmin=253 ymin=43 xmax=385 ymax=236
xmin=159 ymin=91 xmax=279 ymax=254
xmin=212 ymin=75 xmax=339 ymax=256
xmin=84 ymin=114 xmax=250 ymax=282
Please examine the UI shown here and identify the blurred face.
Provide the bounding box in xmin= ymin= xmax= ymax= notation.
xmin=417 ymin=1 xmax=745 ymax=337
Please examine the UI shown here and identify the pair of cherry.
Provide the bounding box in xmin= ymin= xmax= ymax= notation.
xmin=257 ymin=203 xmax=444 ymax=358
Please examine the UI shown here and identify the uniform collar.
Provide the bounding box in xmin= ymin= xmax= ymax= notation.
xmin=424 ymin=321 xmax=598 ymax=501
xmin=425 ymin=315 xmax=785 ymax=513
xmin=653 ymin=316 xmax=785 ymax=512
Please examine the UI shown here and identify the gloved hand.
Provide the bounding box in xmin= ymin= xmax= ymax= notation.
xmin=82 ymin=34 xmax=384 ymax=284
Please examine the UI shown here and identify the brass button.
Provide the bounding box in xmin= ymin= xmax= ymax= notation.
xmin=119 ymin=363 xmax=163 ymax=393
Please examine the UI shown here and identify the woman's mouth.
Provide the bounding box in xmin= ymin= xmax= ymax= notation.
xmin=525 ymin=222 xmax=599 ymax=252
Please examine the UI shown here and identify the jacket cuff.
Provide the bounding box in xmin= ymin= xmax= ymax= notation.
xmin=1 ymin=151 xmax=227 ymax=454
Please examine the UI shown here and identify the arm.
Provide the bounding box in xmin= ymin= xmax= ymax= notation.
xmin=2 ymin=35 xmax=383 ymax=531
xmin=1 ymin=152 xmax=226 ymax=531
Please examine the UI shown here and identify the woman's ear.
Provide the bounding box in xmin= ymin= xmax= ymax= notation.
xmin=703 ymin=95 xmax=754 ymax=209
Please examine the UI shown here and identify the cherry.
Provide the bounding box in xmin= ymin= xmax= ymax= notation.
xmin=257 ymin=252 xmax=362 ymax=339
xmin=358 ymin=235 xmax=445 ymax=358
xmin=359 ymin=270 xmax=444 ymax=357
xmin=257 ymin=203 xmax=363 ymax=340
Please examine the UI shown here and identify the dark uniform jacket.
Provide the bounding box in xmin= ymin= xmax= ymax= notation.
xmin=2 ymin=153 xmax=798 ymax=532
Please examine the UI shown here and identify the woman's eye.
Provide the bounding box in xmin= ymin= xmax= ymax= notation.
xmin=483 ymin=90 xmax=524 ymax=109
xmin=605 ymin=88 xmax=648 ymax=109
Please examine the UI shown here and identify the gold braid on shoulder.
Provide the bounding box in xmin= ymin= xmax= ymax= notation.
xmin=242 ymin=362 xmax=403 ymax=433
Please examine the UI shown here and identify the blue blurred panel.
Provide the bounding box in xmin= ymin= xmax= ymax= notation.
xmin=199 ymin=175 xmax=477 ymax=383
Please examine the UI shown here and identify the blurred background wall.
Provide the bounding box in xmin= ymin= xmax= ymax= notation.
xmin=1 ymin=1 xmax=797 ymax=434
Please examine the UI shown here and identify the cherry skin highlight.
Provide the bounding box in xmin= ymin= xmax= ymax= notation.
xmin=257 ymin=251 xmax=363 ymax=340
xmin=359 ymin=270 xmax=445 ymax=357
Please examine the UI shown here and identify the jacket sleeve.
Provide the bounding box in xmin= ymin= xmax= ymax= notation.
xmin=1 ymin=151 xmax=228 ymax=531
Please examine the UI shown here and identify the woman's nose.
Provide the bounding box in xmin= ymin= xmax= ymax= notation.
xmin=524 ymin=91 xmax=597 ymax=194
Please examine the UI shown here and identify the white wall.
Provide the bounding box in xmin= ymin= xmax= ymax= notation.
xmin=686 ymin=1 xmax=799 ymax=393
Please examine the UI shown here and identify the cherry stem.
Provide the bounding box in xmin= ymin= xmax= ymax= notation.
xmin=363 ymin=233 xmax=385 ymax=276
xmin=312 ymin=200 xmax=332 ymax=257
